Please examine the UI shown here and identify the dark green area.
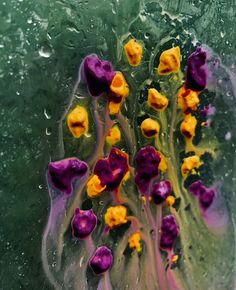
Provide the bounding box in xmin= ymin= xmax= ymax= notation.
xmin=0 ymin=0 xmax=235 ymax=289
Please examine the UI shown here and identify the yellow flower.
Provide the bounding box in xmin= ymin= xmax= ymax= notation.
xmin=177 ymin=86 xmax=200 ymax=113
xmin=106 ymin=125 xmax=121 ymax=145
xmin=124 ymin=39 xmax=142 ymax=66
xmin=180 ymin=114 xmax=197 ymax=139
xmin=128 ymin=232 xmax=142 ymax=252
xmin=104 ymin=205 xmax=128 ymax=228
xmin=87 ymin=175 xmax=106 ymax=198
xmin=165 ymin=196 xmax=175 ymax=207
xmin=181 ymin=155 xmax=201 ymax=177
xmin=147 ymin=88 xmax=169 ymax=112
xmin=67 ymin=106 xmax=88 ymax=138
xmin=157 ymin=47 xmax=180 ymax=75
xmin=141 ymin=118 xmax=160 ymax=138
xmin=158 ymin=152 xmax=168 ymax=172
xmin=109 ymin=72 xmax=129 ymax=115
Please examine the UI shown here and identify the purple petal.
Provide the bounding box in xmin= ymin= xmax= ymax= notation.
xmin=48 ymin=158 xmax=88 ymax=195
xmin=93 ymin=148 xmax=129 ymax=191
xmin=71 ymin=209 xmax=97 ymax=239
xmin=160 ymin=215 xmax=179 ymax=250
xmin=89 ymin=246 xmax=113 ymax=274
xmin=134 ymin=146 xmax=161 ymax=196
xmin=82 ymin=54 xmax=115 ymax=97
xmin=185 ymin=47 xmax=208 ymax=91
xmin=152 ymin=180 xmax=172 ymax=205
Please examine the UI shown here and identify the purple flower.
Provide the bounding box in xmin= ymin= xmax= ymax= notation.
xmin=134 ymin=146 xmax=161 ymax=196
xmin=93 ymin=148 xmax=129 ymax=191
xmin=185 ymin=47 xmax=208 ymax=91
xmin=71 ymin=208 xmax=97 ymax=239
xmin=200 ymin=104 xmax=216 ymax=117
xmin=89 ymin=246 xmax=113 ymax=274
xmin=48 ymin=158 xmax=88 ymax=194
xmin=82 ymin=54 xmax=115 ymax=97
xmin=152 ymin=180 xmax=172 ymax=205
xmin=188 ymin=180 xmax=215 ymax=210
xmin=160 ymin=215 xmax=179 ymax=250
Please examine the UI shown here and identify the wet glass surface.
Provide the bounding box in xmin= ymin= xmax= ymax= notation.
xmin=0 ymin=0 xmax=236 ymax=289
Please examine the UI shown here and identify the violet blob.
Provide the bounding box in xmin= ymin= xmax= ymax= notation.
xmin=82 ymin=54 xmax=115 ymax=97
xmin=160 ymin=215 xmax=179 ymax=250
xmin=185 ymin=47 xmax=208 ymax=91
xmin=134 ymin=146 xmax=161 ymax=196
xmin=71 ymin=208 xmax=97 ymax=239
xmin=152 ymin=180 xmax=172 ymax=205
xmin=93 ymin=148 xmax=129 ymax=191
xmin=188 ymin=180 xmax=215 ymax=210
xmin=48 ymin=158 xmax=88 ymax=195
xmin=89 ymin=246 xmax=113 ymax=275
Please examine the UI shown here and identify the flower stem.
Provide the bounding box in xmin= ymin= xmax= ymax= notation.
xmin=144 ymin=201 xmax=168 ymax=290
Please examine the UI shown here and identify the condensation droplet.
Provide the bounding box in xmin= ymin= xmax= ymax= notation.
xmin=44 ymin=109 xmax=51 ymax=119
xmin=225 ymin=132 xmax=232 ymax=141
xmin=38 ymin=43 xmax=52 ymax=58
xmin=46 ymin=128 xmax=52 ymax=136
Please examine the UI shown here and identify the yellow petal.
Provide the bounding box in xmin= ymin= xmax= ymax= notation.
xmin=128 ymin=232 xmax=142 ymax=252
xmin=180 ymin=114 xmax=197 ymax=139
xmin=87 ymin=175 xmax=106 ymax=198
xmin=124 ymin=39 xmax=142 ymax=66
xmin=104 ymin=205 xmax=127 ymax=228
xmin=106 ymin=125 xmax=121 ymax=145
xmin=67 ymin=106 xmax=88 ymax=138
xmin=157 ymin=47 xmax=180 ymax=75
xmin=147 ymin=88 xmax=169 ymax=112
xmin=141 ymin=118 xmax=160 ymax=138
xmin=181 ymin=155 xmax=201 ymax=177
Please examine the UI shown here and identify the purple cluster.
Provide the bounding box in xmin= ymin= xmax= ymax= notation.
xmin=48 ymin=158 xmax=88 ymax=195
xmin=94 ymin=148 xmax=129 ymax=191
xmin=185 ymin=47 xmax=208 ymax=91
xmin=71 ymin=208 xmax=97 ymax=239
xmin=134 ymin=146 xmax=161 ymax=196
xmin=160 ymin=215 xmax=179 ymax=250
xmin=188 ymin=180 xmax=215 ymax=210
xmin=200 ymin=104 xmax=216 ymax=117
xmin=151 ymin=180 xmax=172 ymax=205
xmin=89 ymin=246 xmax=113 ymax=275
xmin=82 ymin=54 xmax=115 ymax=97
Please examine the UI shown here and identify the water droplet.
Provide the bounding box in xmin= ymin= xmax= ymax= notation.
xmin=27 ymin=18 xmax=33 ymax=24
xmin=38 ymin=43 xmax=52 ymax=58
xmin=144 ymin=32 xmax=150 ymax=39
xmin=44 ymin=109 xmax=51 ymax=119
xmin=220 ymin=31 xmax=225 ymax=38
xmin=225 ymin=132 xmax=231 ymax=141
xmin=38 ymin=184 xmax=43 ymax=189
xmin=46 ymin=128 xmax=52 ymax=136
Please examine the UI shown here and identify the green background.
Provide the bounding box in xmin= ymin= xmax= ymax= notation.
xmin=0 ymin=0 xmax=235 ymax=289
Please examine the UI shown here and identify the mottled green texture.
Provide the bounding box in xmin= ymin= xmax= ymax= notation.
xmin=0 ymin=0 xmax=236 ymax=289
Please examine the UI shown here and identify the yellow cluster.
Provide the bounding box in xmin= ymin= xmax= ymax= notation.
xmin=86 ymin=175 xmax=106 ymax=198
xmin=104 ymin=205 xmax=128 ymax=229
xmin=165 ymin=196 xmax=175 ymax=207
xmin=124 ymin=39 xmax=143 ymax=66
xmin=177 ymin=86 xmax=200 ymax=113
xmin=67 ymin=106 xmax=88 ymax=138
xmin=147 ymin=88 xmax=169 ymax=112
xmin=109 ymin=72 xmax=129 ymax=115
xmin=106 ymin=125 xmax=121 ymax=145
xmin=141 ymin=118 xmax=160 ymax=138
xmin=128 ymin=232 xmax=142 ymax=252
xmin=157 ymin=47 xmax=180 ymax=75
xmin=180 ymin=114 xmax=197 ymax=139
xmin=157 ymin=151 xmax=168 ymax=172
xmin=181 ymin=155 xmax=201 ymax=177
